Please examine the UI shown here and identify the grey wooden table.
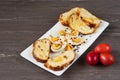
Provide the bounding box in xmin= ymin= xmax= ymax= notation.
xmin=0 ymin=0 xmax=120 ymax=80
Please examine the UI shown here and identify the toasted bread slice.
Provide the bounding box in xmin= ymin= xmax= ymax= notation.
xmin=32 ymin=39 xmax=50 ymax=63
xmin=68 ymin=13 xmax=95 ymax=34
xmin=80 ymin=8 xmax=101 ymax=28
xmin=59 ymin=7 xmax=80 ymax=26
xmin=45 ymin=50 xmax=76 ymax=71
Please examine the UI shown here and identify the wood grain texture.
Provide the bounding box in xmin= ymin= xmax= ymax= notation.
xmin=0 ymin=0 xmax=120 ymax=80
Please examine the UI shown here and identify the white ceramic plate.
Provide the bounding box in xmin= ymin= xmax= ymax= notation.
xmin=20 ymin=20 xmax=109 ymax=76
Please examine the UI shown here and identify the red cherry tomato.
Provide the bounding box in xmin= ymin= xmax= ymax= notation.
xmin=86 ymin=51 xmax=99 ymax=65
xmin=94 ymin=43 xmax=112 ymax=53
xmin=100 ymin=53 xmax=114 ymax=66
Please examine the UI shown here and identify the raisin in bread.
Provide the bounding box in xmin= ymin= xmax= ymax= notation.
xmin=32 ymin=39 xmax=50 ymax=63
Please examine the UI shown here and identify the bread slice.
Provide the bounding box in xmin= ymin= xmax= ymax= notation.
xmin=44 ymin=50 xmax=76 ymax=71
xmin=32 ymin=39 xmax=50 ymax=63
xmin=68 ymin=13 xmax=95 ymax=34
xmin=59 ymin=7 xmax=80 ymax=26
xmin=80 ymin=8 xmax=101 ymax=28
xmin=59 ymin=7 xmax=101 ymax=34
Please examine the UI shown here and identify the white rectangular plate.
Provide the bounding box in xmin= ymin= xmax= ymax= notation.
xmin=20 ymin=20 xmax=109 ymax=76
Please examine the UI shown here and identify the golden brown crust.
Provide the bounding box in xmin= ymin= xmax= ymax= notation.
xmin=44 ymin=59 xmax=74 ymax=71
xmin=59 ymin=14 xmax=68 ymax=26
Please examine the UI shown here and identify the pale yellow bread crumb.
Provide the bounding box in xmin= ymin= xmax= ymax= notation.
xmin=68 ymin=13 xmax=95 ymax=34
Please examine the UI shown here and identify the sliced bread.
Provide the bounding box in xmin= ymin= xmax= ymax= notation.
xmin=44 ymin=50 xmax=76 ymax=71
xmin=32 ymin=39 xmax=50 ymax=63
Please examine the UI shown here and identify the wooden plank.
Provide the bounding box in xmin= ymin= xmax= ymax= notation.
xmin=0 ymin=0 xmax=120 ymax=80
